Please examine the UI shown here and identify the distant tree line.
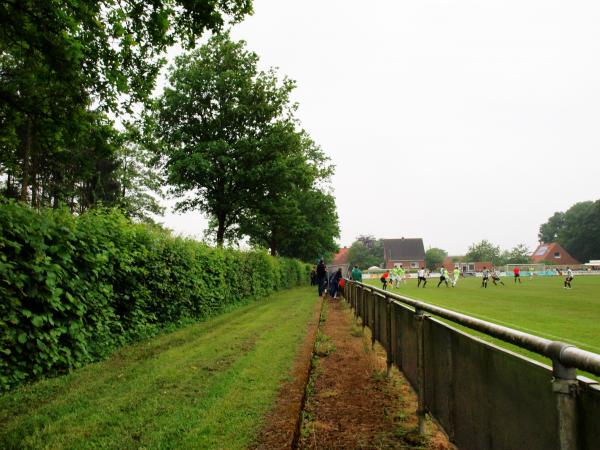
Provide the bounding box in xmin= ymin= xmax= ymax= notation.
xmin=346 ymin=236 xmax=531 ymax=270
xmin=538 ymin=200 xmax=600 ymax=263
xmin=0 ymin=1 xmax=339 ymax=260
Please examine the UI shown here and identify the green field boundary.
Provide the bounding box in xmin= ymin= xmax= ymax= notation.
xmin=0 ymin=287 xmax=318 ymax=450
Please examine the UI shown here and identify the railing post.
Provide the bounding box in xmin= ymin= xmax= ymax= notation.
xmin=549 ymin=343 xmax=579 ymax=450
xmin=361 ymin=289 xmax=366 ymax=332
xmin=385 ymin=296 xmax=393 ymax=378
xmin=415 ymin=306 xmax=426 ymax=434
xmin=371 ymin=294 xmax=377 ymax=350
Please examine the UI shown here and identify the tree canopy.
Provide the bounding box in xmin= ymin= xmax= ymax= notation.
xmin=1 ymin=0 xmax=253 ymax=213
xmin=538 ymin=201 xmax=600 ymax=263
xmin=1 ymin=3 xmax=341 ymax=263
xmin=347 ymin=235 xmax=384 ymax=269
xmin=154 ymin=33 xmax=339 ymax=256
xmin=465 ymin=240 xmax=501 ymax=264
xmin=425 ymin=248 xmax=447 ymax=270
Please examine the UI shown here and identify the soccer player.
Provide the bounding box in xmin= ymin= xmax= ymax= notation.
xmin=393 ymin=266 xmax=401 ymax=288
xmin=380 ymin=271 xmax=389 ymax=290
xmin=564 ymin=267 xmax=574 ymax=289
xmin=451 ymin=267 xmax=461 ymax=287
xmin=437 ymin=267 xmax=449 ymax=287
xmin=417 ymin=267 xmax=427 ymax=287
xmin=513 ymin=266 xmax=521 ymax=284
xmin=398 ymin=265 xmax=406 ymax=286
xmin=492 ymin=267 xmax=505 ymax=286
xmin=481 ymin=267 xmax=489 ymax=288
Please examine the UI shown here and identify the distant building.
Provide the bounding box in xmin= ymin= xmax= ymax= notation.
xmin=530 ymin=243 xmax=579 ymax=265
xmin=442 ymin=257 xmax=492 ymax=273
xmin=331 ymin=246 xmax=349 ymax=266
xmin=383 ymin=238 xmax=425 ymax=270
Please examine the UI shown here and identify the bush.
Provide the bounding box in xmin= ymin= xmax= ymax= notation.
xmin=0 ymin=202 xmax=310 ymax=390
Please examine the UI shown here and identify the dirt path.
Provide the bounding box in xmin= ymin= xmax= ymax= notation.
xmin=251 ymin=296 xmax=324 ymax=449
xmin=298 ymin=298 xmax=451 ymax=450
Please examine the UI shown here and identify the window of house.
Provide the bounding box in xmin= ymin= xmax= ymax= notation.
xmin=411 ymin=261 xmax=419 ymax=268
xmin=554 ymin=252 xmax=561 ymax=258
xmin=468 ymin=263 xmax=475 ymax=271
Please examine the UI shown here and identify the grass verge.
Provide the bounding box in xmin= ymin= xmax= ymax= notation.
xmin=0 ymin=287 xmax=317 ymax=450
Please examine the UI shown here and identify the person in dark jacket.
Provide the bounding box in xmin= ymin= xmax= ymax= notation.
xmin=316 ymin=260 xmax=327 ymax=297
xmin=329 ymin=268 xmax=343 ymax=298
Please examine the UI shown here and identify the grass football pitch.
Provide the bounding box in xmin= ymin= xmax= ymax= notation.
xmin=363 ymin=275 xmax=600 ymax=371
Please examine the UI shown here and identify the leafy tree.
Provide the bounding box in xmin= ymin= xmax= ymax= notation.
xmin=563 ymin=201 xmax=600 ymax=262
xmin=539 ymin=201 xmax=600 ymax=263
xmin=235 ymin=124 xmax=338 ymax=258
xmin=0 ymin=0 xmax=253 ymax=112
xmin=504 ymin=244 xmax=531 ymax=264
xmin=347 ymin=236 xmax=384 ymax=269
xmin=465 ymin=240 xmax=501 ymax=264
xmin=155 ymin=33 xmax=296 ymax=245
xmin=115 ymin=122 xmax=165 ymax=221
xmin=425 ymin=248 xmax=447 ymax=270
xmin=274 ymin=189 xmax=340 ymax=262
xmin=538 ymin=212 xmax=565 ymax=243
xmin=1 ymin=0 xmax=252 ymax=207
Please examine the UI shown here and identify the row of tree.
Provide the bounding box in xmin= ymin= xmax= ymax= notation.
xmin=422 ymin=242 xmax=531 ymax=270
xmin=538 ymin=200 xmax=600 ymax=263
xmin=346 ymin=236 xmax=531 ymax=270
xmin=0 ymin=1 xmax=340 ymax=260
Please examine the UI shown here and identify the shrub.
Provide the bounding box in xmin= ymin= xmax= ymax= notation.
xmin=0 ymin=202 xmax=309 ymax=390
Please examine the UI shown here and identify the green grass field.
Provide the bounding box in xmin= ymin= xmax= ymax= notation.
xmin=363 ymin=275 xmax=600 ymax=371
xmin=0 ymin=287 xmax=317 ymax=450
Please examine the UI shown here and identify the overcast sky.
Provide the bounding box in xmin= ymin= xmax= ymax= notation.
xmin=159 ymin=0 xmax=600 ymax=255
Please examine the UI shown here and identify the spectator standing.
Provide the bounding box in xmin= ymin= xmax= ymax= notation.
xmin=351 ymin=265 xmax=363 ymax=282
xmin=329 ymin=268 xmax=343 ymax=298
xmin=316 ymin=259 xmax=327 ymax=297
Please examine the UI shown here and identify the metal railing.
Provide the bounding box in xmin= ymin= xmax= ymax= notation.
xmin=344 ymin=280 xmax=600 ymax=450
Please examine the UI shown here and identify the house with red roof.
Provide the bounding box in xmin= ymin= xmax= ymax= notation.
xmin=331 ymin=246 xmax=349 ymax=267
xmin=530 ymin=243 xmax=579 ymax=265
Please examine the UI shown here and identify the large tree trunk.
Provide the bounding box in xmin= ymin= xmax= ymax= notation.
xmin=31 ymin=154 xmax=39 ymax=207
xmin=216 ymin=215 xmax=226 ymax=247
xmin=19 ymin=118 xmax=32 ymax=202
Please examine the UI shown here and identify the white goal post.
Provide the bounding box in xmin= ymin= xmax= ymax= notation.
xmin=504 ymin=263 xmax=546 ymax=275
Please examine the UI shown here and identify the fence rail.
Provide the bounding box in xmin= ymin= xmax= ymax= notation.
xmin=344 ymin=280 xmax=600 ymax=450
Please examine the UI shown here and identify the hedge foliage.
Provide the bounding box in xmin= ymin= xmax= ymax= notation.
xmin=0 ymin=202 xmax=310 ymax=391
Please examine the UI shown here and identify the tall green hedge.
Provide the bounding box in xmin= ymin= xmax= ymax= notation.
xmin=0 ymin=202 xmax=310 ymax=391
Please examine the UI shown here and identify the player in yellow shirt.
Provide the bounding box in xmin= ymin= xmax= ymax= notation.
xmin=451 ymin=267 xmax=461 ymax=287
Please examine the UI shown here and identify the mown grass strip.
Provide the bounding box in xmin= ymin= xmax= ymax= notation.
xmin=0 ymin=287 xmax=318 ymax=450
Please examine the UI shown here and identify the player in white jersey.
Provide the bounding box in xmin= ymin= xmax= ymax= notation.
xmin=437 ymin=267 xmax=449 ymax=287
xmin=564 ymin=267 xmax=574 ymax=289
xmin=481 ymin=267 xmax=489 ymax=288
xmin=417 ymin=267 xmax=427 ymax=287
xmin=491 ymin=268 xmax=505 ymax=286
